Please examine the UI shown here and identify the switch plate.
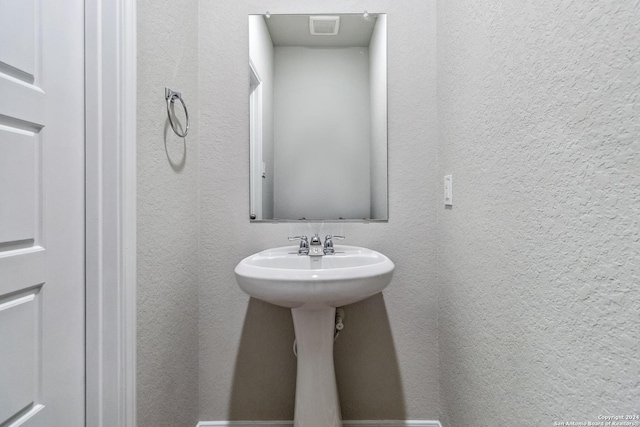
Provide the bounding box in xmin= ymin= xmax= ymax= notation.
xmin=444 ymin=175 xmax=453 ymax=206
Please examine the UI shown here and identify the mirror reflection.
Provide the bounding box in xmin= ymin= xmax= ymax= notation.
xmin=249 ymin=13 xmax=388 ymax=221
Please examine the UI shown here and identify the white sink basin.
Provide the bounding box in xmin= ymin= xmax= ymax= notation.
xmin=234 ymin=245 xmax=395 ymax=309
xmin=234 ymin=244 xmax=395 ymax=427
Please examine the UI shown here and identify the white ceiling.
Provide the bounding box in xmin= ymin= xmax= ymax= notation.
xmin=263 ymin=14 xmax=378 ymax=48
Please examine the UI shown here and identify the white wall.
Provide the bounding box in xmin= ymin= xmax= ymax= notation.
xmin=273 ymin=46 xmax=371 ymax=219
xmin=137 ymin=0 xmax=199 ymax=426
xmin=369 ymin=14 xmax=388 ymax=219
xmin=248 ymin=15 xmax=275 ymax=218
xmin=198 ymin=0 xmax=438 ymax=421
xmin=136 ymin=0 xmax=640 ymax=424
xmin=437 ymin=1 xmax=640 ymax=426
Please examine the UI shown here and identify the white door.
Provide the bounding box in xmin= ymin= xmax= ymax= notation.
xmin=249 ymin=60 xmax=263 ymax=220
xmin=0 ymin=0 xmax=85 ymax=425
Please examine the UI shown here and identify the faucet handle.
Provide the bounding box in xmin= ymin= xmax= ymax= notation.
xmin=323 ymin=235 xmax=345 ymax=255
xmin=288 ymin=236 xmax=309 ymax=255
xmin=288 ymin=235 xmax=309 ymax=247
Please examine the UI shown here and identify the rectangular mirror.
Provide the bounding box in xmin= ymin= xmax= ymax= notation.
xmin=249 ymin=13 xmax=388 ymax=221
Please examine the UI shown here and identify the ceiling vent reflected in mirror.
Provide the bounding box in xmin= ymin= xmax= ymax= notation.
xmin=309 ymin=16 xmax=340 ymax=36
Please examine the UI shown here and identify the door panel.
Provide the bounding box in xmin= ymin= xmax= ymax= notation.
xmin=0 ymin=288 xmax=41 ymax=424
xmin=0 ymin=0 xmax=36 ymax=80
xmin=0 ymin=0 xmax=85 ymax=425
xmin=0 ymin=128 xmax=37 ymax=244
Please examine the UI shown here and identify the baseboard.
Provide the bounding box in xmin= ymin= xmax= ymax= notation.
xmin=197 ymin=421 xmax=442 ymax=427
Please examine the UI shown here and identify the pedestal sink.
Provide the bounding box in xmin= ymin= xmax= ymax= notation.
xmin=234 ymin=245 xmax=394 ymax=427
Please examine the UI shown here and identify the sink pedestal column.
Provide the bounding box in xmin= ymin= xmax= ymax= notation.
xmin=291 ymin=307 xmax=342 ymax=427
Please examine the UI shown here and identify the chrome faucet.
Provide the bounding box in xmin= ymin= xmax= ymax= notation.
xmin=323 ymin=235 xmax=345 ymax=255
xmin=309 ymin=234 xmax=324 ymax=256
xmin=288 ymin=234 xmax=345 ymax=256
xmin=288 ymin=235 xmax=309 ymax=255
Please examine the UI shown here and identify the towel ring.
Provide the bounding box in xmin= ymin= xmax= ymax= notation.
xmin=165 ymin=87 xmax=190 ymax=137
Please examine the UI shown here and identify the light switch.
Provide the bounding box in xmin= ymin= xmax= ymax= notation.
xmin=444 ymin=175 xmax=453 ymax=206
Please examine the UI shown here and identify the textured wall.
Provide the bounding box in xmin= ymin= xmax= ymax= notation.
xmin=198 ymin=0 xmax=438 ymax=421
xmin=437 ymin=1 xmax=640 ymax=426
xmin=137 ymin=0 xmax=200 ymax=426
